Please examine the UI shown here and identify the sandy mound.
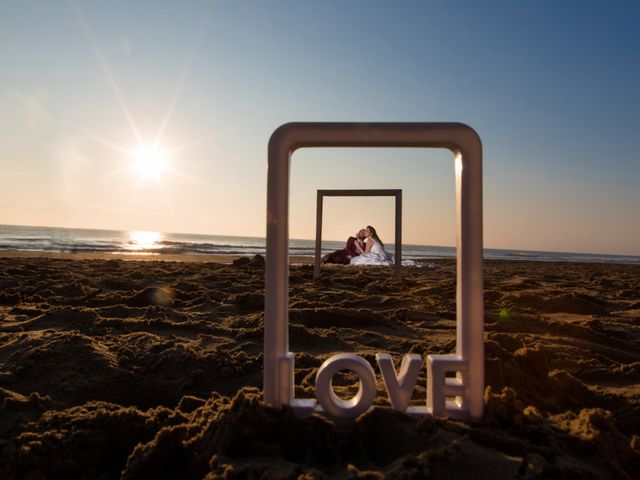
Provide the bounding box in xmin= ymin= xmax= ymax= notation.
xmin=0 ymin=257 xmax=638 ymax=478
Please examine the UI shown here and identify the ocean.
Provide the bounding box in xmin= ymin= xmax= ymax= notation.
xmin=1 ymin=224 xmax=639 ymax=264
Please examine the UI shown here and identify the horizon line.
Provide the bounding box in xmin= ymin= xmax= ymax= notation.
xmin=1 ymin=222 xmax=639 ymax=260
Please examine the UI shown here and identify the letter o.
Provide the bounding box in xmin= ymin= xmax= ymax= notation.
xmin=315 ymin=353 xmax=376 ymax=419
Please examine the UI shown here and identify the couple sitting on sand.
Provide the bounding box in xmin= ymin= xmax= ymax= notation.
xmin=322 ymin=225 xmax=391 ymax=266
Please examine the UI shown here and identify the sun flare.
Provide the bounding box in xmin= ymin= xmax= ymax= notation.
xmin=130 ymin=144 xmax=170 ymax=181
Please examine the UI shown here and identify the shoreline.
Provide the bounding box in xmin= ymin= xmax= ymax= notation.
xmin=0 ymin=250 xmax=311 ymax=265
xmin=1 ymin=249 xmax=639 ymax=268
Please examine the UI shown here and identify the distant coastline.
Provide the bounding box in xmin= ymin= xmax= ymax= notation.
xmin=1 ymin=224 xmax=639 ymax=264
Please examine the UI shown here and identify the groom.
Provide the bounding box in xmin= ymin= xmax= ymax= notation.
xmin=321 ymin=229 xmax=366 ymax=265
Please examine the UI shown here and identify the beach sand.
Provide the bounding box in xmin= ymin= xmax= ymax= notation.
xmin=0 ymin=254 xmax=638 ymax=478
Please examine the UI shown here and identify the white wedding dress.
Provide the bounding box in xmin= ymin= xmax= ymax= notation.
xmin=350 ymin=238 xmax=393 ymax=266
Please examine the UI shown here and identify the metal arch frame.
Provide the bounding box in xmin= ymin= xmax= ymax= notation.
xmin=264 ymin=122 xmax=484 ymax=420
xmin=314 ymin=189 xmax=402 ymax=280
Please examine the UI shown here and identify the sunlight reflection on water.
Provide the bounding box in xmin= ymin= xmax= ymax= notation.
xmin=126 ymin=230 xmax=163 ymax=252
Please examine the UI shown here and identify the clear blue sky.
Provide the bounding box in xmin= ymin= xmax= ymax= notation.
xmin=1 ymin=0 xmax=639 ymax=255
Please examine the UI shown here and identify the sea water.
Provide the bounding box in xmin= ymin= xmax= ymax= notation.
xmin=1 ymin=224 xmax=639 ymax=264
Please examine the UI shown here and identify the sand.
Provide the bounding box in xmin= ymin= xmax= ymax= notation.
xmin=0 ymin=255 xmax=638 ymax=478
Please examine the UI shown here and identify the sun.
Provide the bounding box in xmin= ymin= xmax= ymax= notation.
xmin=130 ymin=144 xmax=170 ymax=182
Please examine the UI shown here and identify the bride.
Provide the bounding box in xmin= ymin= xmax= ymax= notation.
xmin=350 ymin=225 xmax=391 ymax=266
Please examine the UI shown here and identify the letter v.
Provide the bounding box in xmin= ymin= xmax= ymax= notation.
xmin=376 ymin=353 xmax=423 ymax=412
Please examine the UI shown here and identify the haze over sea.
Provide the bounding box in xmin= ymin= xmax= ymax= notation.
xmin=2 ymin=224 xmax=638 ymax=265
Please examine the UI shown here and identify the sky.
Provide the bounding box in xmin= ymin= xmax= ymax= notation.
xmin=1 ymin=0 xmax=639 ymax=255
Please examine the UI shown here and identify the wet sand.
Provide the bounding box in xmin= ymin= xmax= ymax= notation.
xmin=0 ymin=255 xmax=638 ymax=478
